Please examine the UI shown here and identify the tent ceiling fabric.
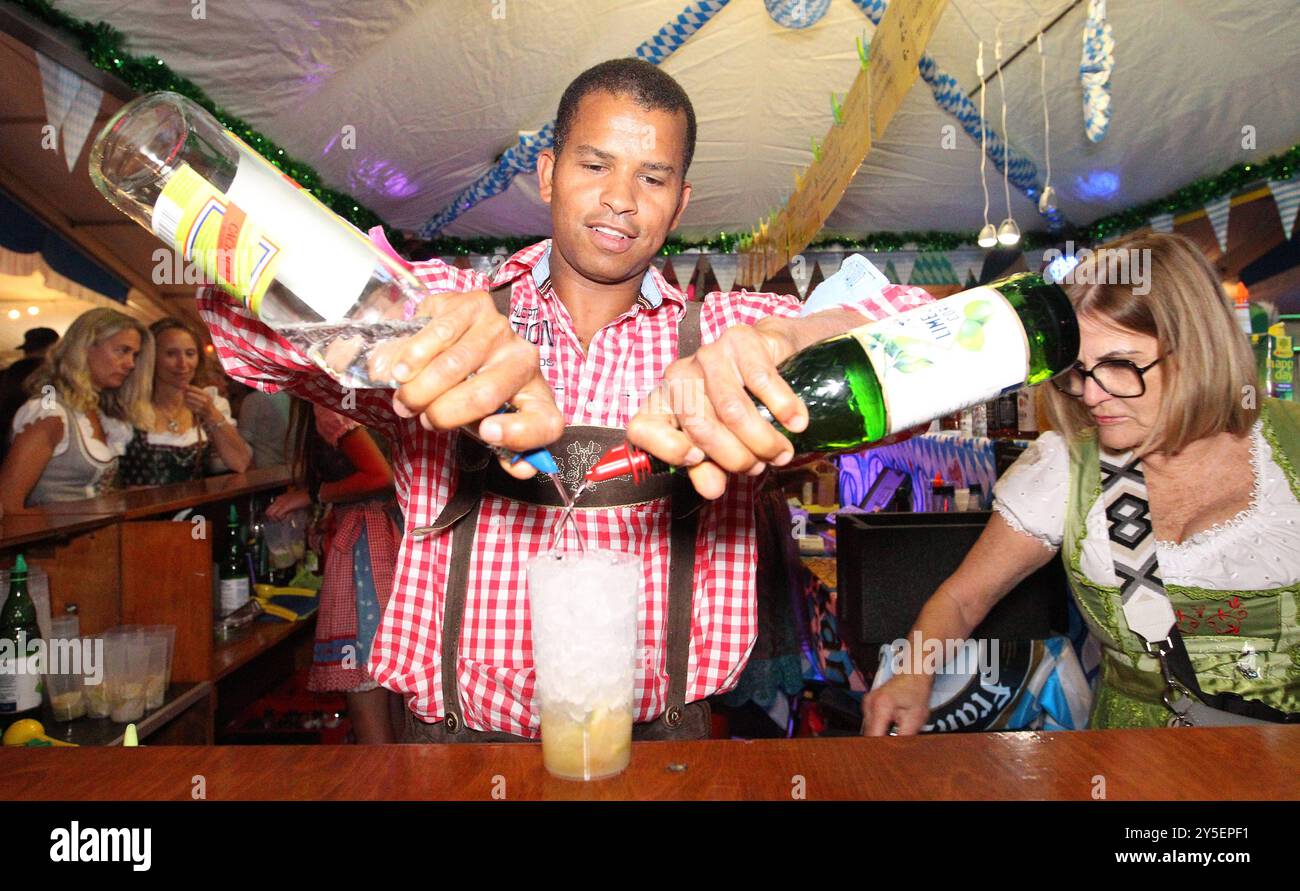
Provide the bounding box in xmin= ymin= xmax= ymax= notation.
xmin=49 ymin=0 xmax=1300 ymax=240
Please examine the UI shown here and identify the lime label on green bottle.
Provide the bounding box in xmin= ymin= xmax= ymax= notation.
xmin=849 ymin=287 xmax=1030 ymax=433
xmin=152 ymin=163 xmax=284 ymax=314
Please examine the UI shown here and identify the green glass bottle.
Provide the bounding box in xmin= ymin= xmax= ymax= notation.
xmin=218 ymin=504 xmax=251 ymax=616
xmin=585 ymin=273 xmax=1078 ymax=484
xmin=0 ymin=555 xmax=44 ymax=727
xmin=755 ymin=272 xmax=1079 ymax=454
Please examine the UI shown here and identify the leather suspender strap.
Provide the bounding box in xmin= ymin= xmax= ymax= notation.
xmin=662 ymin=472 xmax=702 ymax=727
xmin=436 ymin=433 xmax=490 ymax=732
xmin=662 ymin=299 xmax=704 ymax=727
xmin=488 ymin=282 xmax=511 ymax=316
xmin=431 ymin=283 xmax=515 ymax=731
xmin=676 ymin=300 xmax=702 ymax=360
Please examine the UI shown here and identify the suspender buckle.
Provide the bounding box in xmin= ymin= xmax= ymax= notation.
xmin=1148 ymin=638 xmax=1195 ymax=725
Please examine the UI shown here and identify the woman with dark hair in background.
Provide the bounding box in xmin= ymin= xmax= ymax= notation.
xmin=118 ymin=318 xmax=251 ymax=486
xmin=266 ymin=399 xmax=401 ymax=743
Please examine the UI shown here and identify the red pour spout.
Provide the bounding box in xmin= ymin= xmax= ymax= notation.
xmin=585 ymin=441 xmax=657 ymax=483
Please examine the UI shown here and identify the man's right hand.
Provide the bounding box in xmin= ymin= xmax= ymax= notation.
xmin=367 ymin=290 xmax=563 ymax=477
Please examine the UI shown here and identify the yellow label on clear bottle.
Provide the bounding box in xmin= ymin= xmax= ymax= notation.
xmin=151 ymin=163 xmax=283 ymax=314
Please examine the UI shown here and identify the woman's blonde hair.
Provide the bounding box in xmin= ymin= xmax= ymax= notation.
xmin=27 ymin=308 xmax=155 ymax=427
xmin=1040 ymin=231 xmax=1259 ymax=455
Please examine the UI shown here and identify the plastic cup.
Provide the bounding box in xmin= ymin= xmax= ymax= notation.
xmin=82 ymin=634 xmax=110 ymax=718
xmin=45 ymin=616 xmax=86 ymax=721
xmin=104 ymin=631 xmax=149 ymax=723
xmin=144 ymin=625 xmax=176 ymax=691
xmin=263 ymin=518 xmax=297 ymax=570
xmin=141 ymin=631 xmax=169 ymax=710
xmin=527 ymin=550 xmax=640 ymax=781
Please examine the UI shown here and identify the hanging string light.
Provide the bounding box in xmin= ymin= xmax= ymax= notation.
xmin=975 ymin=41 xmax=998 ymax=248
xmin=1036 ymin=28 xmax=1058 ymax=215
xmin=995 ymin=23 xmax=1021 ymax=246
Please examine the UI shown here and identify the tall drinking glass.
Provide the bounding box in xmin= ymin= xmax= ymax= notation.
xmin=527 ymin=550 xmax=640 ymax=781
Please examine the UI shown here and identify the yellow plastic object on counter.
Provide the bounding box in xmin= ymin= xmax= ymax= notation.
xmin=3 ymin=718 xmax=77 ymax=747
xmin=253 ymin=584 xmax=319 ymax=622
xmin=123 ymin=724 xmax=139 ymax=746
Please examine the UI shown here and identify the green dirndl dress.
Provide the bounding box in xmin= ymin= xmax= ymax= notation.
xmin=1060 ymin=399 xmax=1300 ymax=728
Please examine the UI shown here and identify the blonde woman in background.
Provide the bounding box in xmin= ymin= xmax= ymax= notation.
xmin=0 ymin=308 xmax=153 ymax=510
xmin=118 ymin=317 xmax=251 ymax=486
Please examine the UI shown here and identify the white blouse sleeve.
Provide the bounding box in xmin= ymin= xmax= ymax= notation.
xmin=10 ymin=398 xmax=71 ymax=457
xmin=992 ymin=431 xmax=1069 ymax=550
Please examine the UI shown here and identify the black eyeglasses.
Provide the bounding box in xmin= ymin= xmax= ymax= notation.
xmin=1052 ymin=356 xmax=1166 ymax=398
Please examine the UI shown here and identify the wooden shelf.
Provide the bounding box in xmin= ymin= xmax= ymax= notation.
xmin=212 ymin=619 xmax=314 ymax=682
xmin=38 ymin=682 xmax=213 ymax=747
xmin=0 ymin=467 xmax=292 ymax=552
xmin=33 ymin=466 xmax=293 ymax=522
xmin=0 ymin=511 xmax=117 ymax=550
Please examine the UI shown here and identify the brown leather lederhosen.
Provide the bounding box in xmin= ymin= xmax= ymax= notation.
xmin=410 ymin=283 xmax=706 ymax=742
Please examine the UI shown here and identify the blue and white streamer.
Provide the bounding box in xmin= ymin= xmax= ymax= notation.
xmin=1205 ymin=193 xmax=1231 ymax=252
xmin=419 ymin=0 xmax=731 ymax=237
xmin=1079 ymin=0 xmax=1114 ymax=143
xmin=1268 ymin=176 xmax=1300 ymax=241
xmin=849 ymin=0 xmax=1062 ymax=229
xmin=764 ymin=0 xmax=831 ymax=29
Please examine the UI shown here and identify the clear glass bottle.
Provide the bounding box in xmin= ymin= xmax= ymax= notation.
xmin=90 ymin=92 xmax=425 ymax=389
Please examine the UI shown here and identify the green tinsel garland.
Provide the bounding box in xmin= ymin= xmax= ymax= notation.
xmin=1080 ymin=143 xmax=1300 ymax=242
xmin=411 ymin=229 xmax=1059 ymax=258
xmin=14 ymin=0 xmax=1297 ymax=260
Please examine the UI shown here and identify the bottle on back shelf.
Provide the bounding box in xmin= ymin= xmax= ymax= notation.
xmin=990 ymin=392 xmax=1019 ymax=438
xmin=219 ymin=505 xmax=251 ymax=617
xmin=586 ymin=272 xmax=1079 ymax=483
xmin=0 ymin=555 xmax=44 ymax=729
xmin=1017 ymin=386 xmax=1041 ymax=437
xmin=970 ymin=402 xmax=989 ymax=439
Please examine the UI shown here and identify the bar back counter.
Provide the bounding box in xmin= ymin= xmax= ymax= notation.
xmin=0 ymin=468 xmax=300 ymax=746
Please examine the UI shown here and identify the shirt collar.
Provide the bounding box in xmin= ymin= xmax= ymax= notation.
xmin=491 ymin=240 xmax=685 ymax=310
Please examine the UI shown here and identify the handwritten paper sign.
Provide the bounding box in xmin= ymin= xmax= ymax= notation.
xmin=740 ymin=0 xmax=949 ymax=287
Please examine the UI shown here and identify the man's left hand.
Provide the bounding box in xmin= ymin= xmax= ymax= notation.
xmin=628 ymin=317 xmax=807 ymax=500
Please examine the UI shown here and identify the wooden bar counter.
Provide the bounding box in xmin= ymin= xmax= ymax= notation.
xmin=2 ymin=726 xmax=1296 ymax=800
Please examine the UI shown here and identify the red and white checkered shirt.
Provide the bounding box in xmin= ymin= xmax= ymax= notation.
xmin=199 ymin=239 xmax=932 ymax=735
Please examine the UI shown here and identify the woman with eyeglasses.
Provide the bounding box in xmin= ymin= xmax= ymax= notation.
xmin=863 ymin=232 xmax=1299 ymax=734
